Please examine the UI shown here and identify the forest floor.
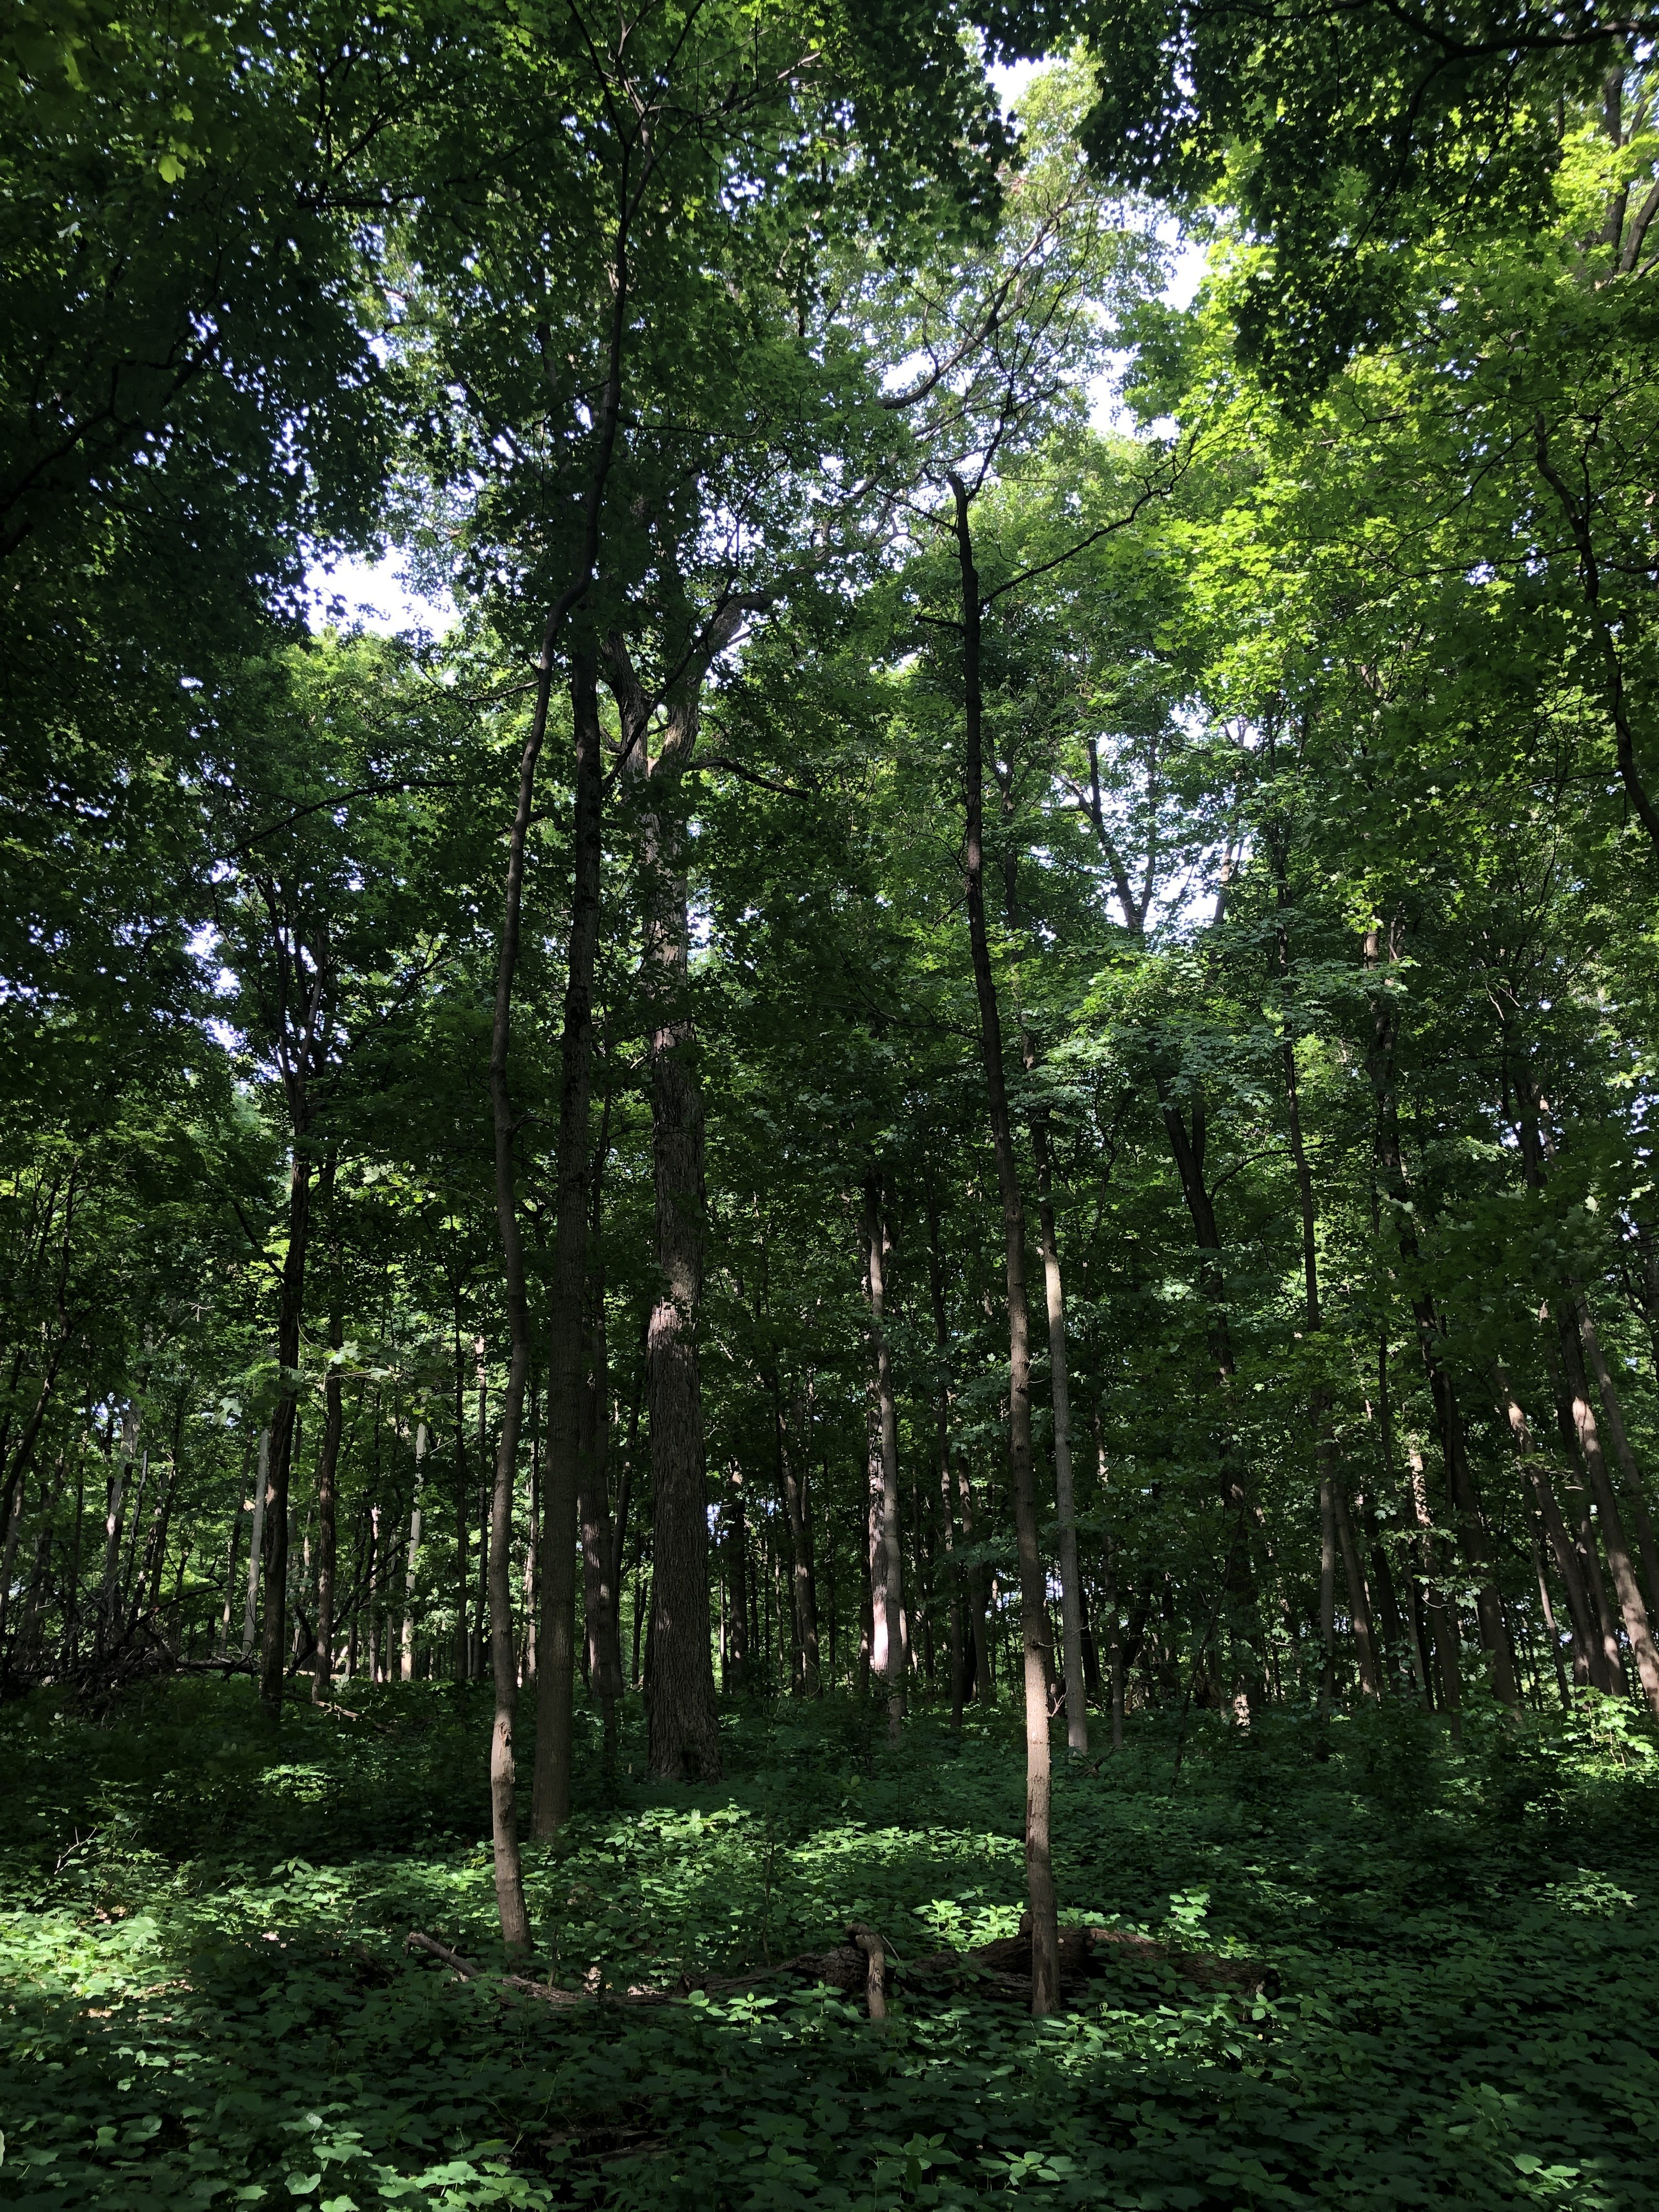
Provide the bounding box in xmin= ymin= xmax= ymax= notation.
xmin=1 ymin=1681 xmax=1656 ymax=2211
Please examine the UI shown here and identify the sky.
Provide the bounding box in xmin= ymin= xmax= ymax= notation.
xmin=304 ymin=58 xmax=1206 ymax=640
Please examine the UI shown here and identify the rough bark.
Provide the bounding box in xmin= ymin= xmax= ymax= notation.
xmin=606 ymin=636 xmax=724 ymax=1786
xmin=1572 ymin=1289 xmax=1659 ymax=1617
xmin=1553 ymin=1300 xmax=1659 ymax=1719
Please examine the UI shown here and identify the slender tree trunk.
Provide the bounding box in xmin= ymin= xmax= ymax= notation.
xmin=259 ymin=1141 xmax=312 ymax=1719
xmin=313 ymin=1282 xmax=343 ymax=1702
xmin=862 ymin=1175 xmax=906 ymax=1742
xmin=1317 ymin=1475 xmax=1338 ymax=1716
xmin=772 ymin=1377 xmax=820 ymax=1695
xmin=923 ymin=1175 xmax=966 ymax=1730
xmin=1368 ymin=924 xmax=1516 ymax=1711
xmin=951 ymin=476 xmax=1058 ymax=2017
xmin=1496 ymin=1374 xmax=1599 ymax=1688
xmin=1027 ymin=1109 xmax=1087 ymax=1753
xmin=528 ymin=654 xmax=605 ymax=1837
xmin=1407 ymin=1440 xmax=1463 ymax=1734
xmin=724 ymin=1465 xmax=749 ymax=1693
xmin=452 ymin=1314 xmax=468 ymax=1680
xmin=241 ymin=1429 xmax=269 ymax=1662
xmin=403 ymin=1421 xmax=425 ymax=1680
xmin=578 ymin=1104 xmax=623 ymax=1752
xmin=1331 ymin=1482 xmax=1381 ymax=1697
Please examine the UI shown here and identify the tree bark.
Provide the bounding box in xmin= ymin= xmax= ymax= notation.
xmin=312 ymin=1230 xmax=343 ymax=1702
xmin=950 ymin=474 xmax=1059 ymax=2017
xmin=402 ymin=1422 xmax=425 ymax=1680
xmin=533 ymin=653 xmax=606 ymax=1835
xmin=241 ymin=1428 xmax=269 ymax=1662
xmin=772 ymin=1375 xmax=820 ymax=1695
xmin=1552 ymin=1299 xmax=1659 ymax=1719
xmin=1572 ymin=1289 xmax=1659 ymax=1616
xmin=862 ymin=1174 xmax=906 ymax=1742
xmin=1027 ymin=1109 xmax=1087 ymax=1752
xmin=923 ymin=1175 xmax=965 ymax=1732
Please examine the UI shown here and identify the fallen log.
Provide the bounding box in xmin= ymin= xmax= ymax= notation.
xmin=405 ymin=1915 xmax=1275 ymax=2017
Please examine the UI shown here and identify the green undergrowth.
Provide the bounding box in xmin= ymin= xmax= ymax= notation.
xmin=1 ymin=1681 xmax=1657 ymax=2209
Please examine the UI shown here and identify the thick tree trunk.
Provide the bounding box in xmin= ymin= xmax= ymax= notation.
xmin=1553 ymin=1300 xmax=1659 ymax=1719
xmin=1572 ymin=1290 xmax=1659 ymax=1616
xmin=637 ymin=768 xmax=720 ymax=1782
xmin=951 ymin=476 xmax=1058 ymax=2018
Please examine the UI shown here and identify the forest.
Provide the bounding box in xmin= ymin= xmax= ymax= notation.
xmin=3 ymin=0 xmax=1659 ymax=2203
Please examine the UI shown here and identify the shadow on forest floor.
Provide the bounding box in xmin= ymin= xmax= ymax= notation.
xmin=2 ymin=1679 xmax=1657 ymax=2209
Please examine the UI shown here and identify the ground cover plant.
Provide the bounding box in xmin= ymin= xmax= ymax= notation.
xmin=3 ymin=1681 xmax=1657 ymax=2210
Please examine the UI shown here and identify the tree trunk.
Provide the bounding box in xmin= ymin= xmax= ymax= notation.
xmin=241 ymin=1429 xmax=269 ymax=1662
xmin=951 ymin=475 xmax=1058 ymax=2018
xmin=313 ymin=1281 xmax=344 ymax=1701
xmin=723 ymin=1465 xmax=749 ymax=1693
xmin=402 ymin=1422 xmax=425 ymax=1680
xmin=1553 ymin=1300 xmax=1659 ymax=1719
xmin=862 ymin=1174 xmax=906 ymax=1742
xmin=773 ymin=1376 xmax=820 ymax=1695
xmin=634 ymin=734 xmax=720 ymax=1784
xmin=1407 ymin=1440 xmax=1463 ymax=1732
xmin=1028 ymin=1110 xmax=1086 ymax=1753
xmin=578 ymin=1105 xmax=624 ymax=1750
xmin=1496 ymin=1374 xmax=1599 ymax=1689
xmin=1572 ymin=1289 xmax=1659 ymax=1616
xmin=259 ymin=1140 xmax=312 ymax=1719
xmin=532 ymin=653 xmax=606 ymax=1835
xmin=1367 ymin=924 xmax=1516 ymax=1711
